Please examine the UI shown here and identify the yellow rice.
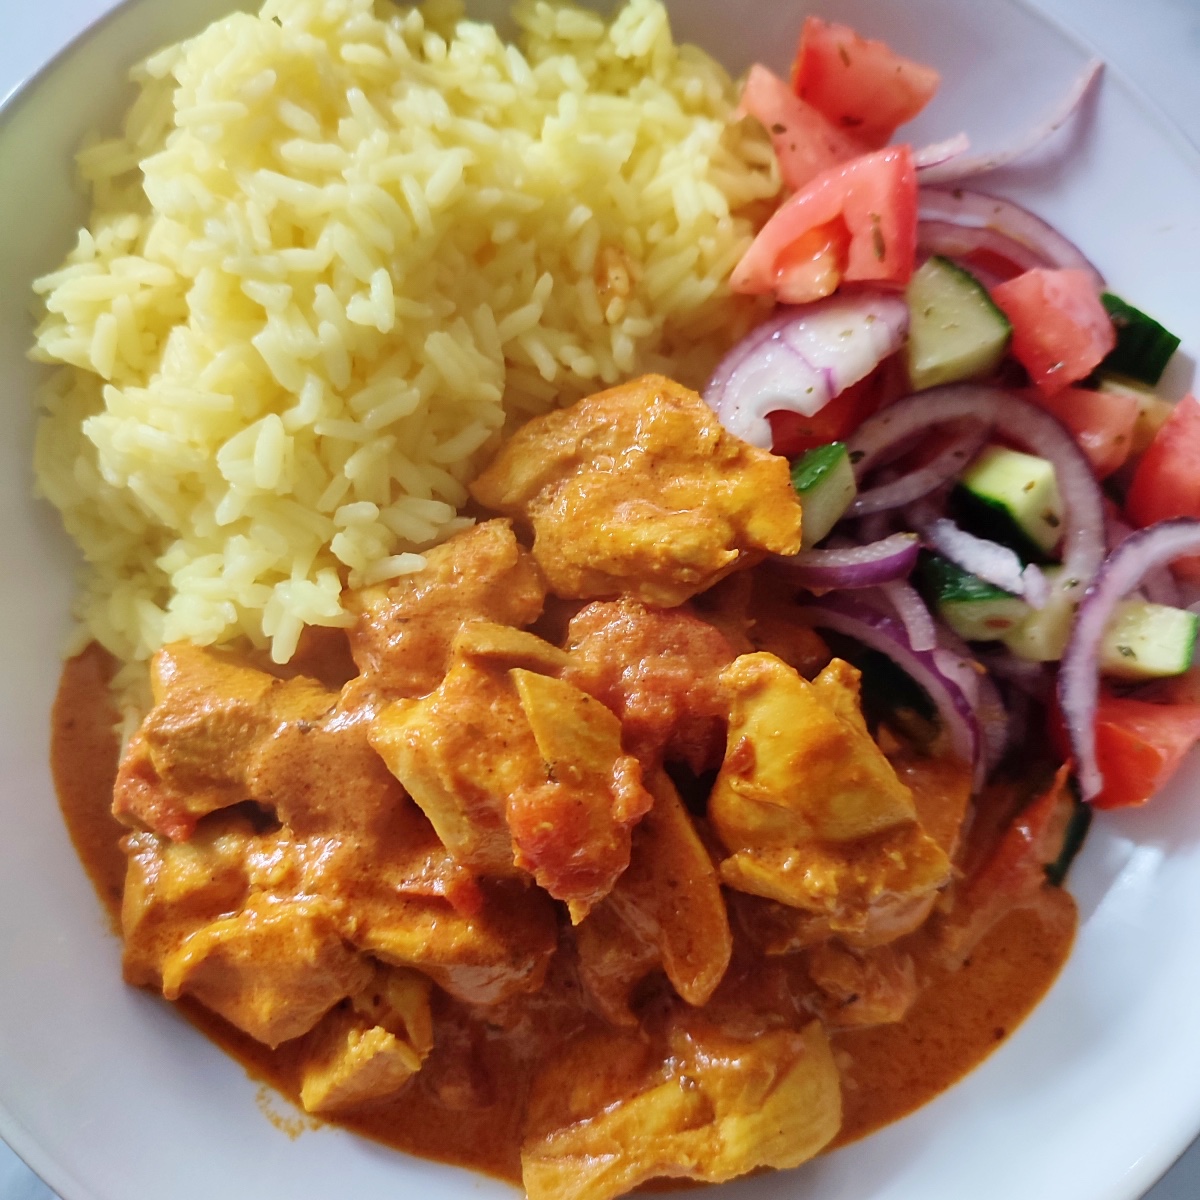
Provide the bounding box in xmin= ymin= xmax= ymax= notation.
xmin=30 ymin=0 xmax=778 ymax=705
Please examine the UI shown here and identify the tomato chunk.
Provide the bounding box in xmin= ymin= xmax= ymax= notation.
xmin=989 ymin=268 xmax=1115 ymax=395
xmin=1126 ymin=394 xmax=1200 ymax=578
xmin=792 ymin=17 xmax=940 ymax=149
xmin=731 ymin=145 xmax=917 ymax=304
xmin=1026 ymin=385 xmax=1138 ymax=478
xmin=740 ymin=65 xmax=868 ymax=193
xmin=1090 ymin=691 xmax=1200 ymax=810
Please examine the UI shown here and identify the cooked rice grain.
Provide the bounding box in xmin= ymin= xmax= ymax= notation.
xmin=31 ymin=0 xmax=778 ymax=697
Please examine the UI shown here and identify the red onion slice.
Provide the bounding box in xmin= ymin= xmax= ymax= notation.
xmin=703 ymin=292 xmax=909 ymax=448
xmin=881 ymin=580 xmax=938 ymax=653
xmin=774 ymin=532 xmax=920 ymax=591
xmin=1059 ymin=518 xmax=1200 ymax=801
xmin=934 ymin=625 xmax=1009 ymax=771
xmin=794 ymin=594 xmax=987 ymax=788
xmin=1105 ymin=508 xmax=1181 ymax=607
xmin=913 ymin=132 xmax=971 ymax=170
xmin=847 ymin=386 xmax=1106 ymax=605
xmin=917 ymin=219 xmax=1048 ymax=284
xmin=918 ymin=61 xmax=1103 ymax=185
xmin=850 ymin=420 xmax=989 ymax=516
xmin=922 ymin=517 xmax=1049 ymax=609
xmin=918 ymin=188 xmax=1104 ymax=291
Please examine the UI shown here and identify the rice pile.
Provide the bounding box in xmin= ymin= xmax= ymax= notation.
xmin=31 ymin=0 xmax=778 ymax=701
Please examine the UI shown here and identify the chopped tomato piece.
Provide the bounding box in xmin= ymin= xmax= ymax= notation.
xmin=1025 ymin=385 xmax=1138 ymax=478
xmin=731 ymin=145 xmax=917 ymax=304
xmin=739 ymin=64 xmax=868 ymax=192
xmin=989 ymin=268 xmax=1116 ymax=395
xmin=1126 ymin=394 xmax=1200 ymax=578
xmin=767 ymin=354 xmax=907 ymax=457
xmin=792 ymin=16 xmax=940 ymax=149
xmin=1090 ymin=692 xmax=1200 ymax=810
xmin=1126 ymin=395 xmax=1200 ymax=577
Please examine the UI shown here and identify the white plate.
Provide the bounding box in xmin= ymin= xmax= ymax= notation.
xmin=3 ymin=2 xmax=1200 ymax=1199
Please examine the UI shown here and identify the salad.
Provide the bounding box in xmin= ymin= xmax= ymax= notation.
xmin=707 ymin=15 xmax=1200 ymax=819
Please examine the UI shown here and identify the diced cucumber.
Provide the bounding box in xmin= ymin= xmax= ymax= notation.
xmin=1045 ymin=783 xmax=1092 ymax=888
xmin=917 ymin=552 xmax=1030 ymax=641
xmin=1004 ymin=582 xmax=1199 ymax=677
xmin=905 ymin=256 xmax=1012 ymax=391
xmin=953 ymin=444 xmax=1063 ymax=562
xmin=1100 ymin=293 xmax=1181 ymax=386
xmin=1002 ymin=567 xmax=1082 ymax=662
xmin=1096 ymin=372 xmax=1175 ymax=456
xmin=1099 ymin=599 xmax=1199 ymax=681
xmin=790 ymin=441 xmax=857 ymax=547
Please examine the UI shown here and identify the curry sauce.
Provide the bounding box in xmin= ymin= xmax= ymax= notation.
xmin=49 ymin=379 xmax=1078 ymax=1198
xmin=52 ymin=644 xmax=1075 ymax=1183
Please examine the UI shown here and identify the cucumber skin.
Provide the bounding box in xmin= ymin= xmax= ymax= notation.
xmin=791 ymin=441 xmax=848 ymax=494
xmin=790 ymin=442 xmax=856 ymax=548
xmin=1100 ymin=293 xmax=1181 ymax=386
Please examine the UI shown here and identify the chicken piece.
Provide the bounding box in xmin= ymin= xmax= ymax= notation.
xmin=299 ymin=966 xmax=433 ymax=1114
xmin=159 ymin=894 xmax=372 ymax=1048
xmin=121 ymin=817 xmax=257 ymax=988
xmin=806 ymin=942 xmax=919 ymax=1028
xmin=343 ymin=878 xmax=558 ymax=1007
xmin=470 ymin=374 xmax=803 ymax=607
xmin=576 ymin=770 xmax=731 ymax=1023
xmin=113 ymin=643 xmax=335 ymax=839
xmin=369 ymin=624 xmax=564 ymax=878
xmin=348 ymin=520 xmax=546 ymax=697
xmin=732 ymin=749 xmax=975 ymax=954
xmin=710 ymin=654 xmax=952 ymax=941
xmin=243 ymin=701 xmax=404 ymax=838
xmin=371 ymin=622 xmax=652 ymax=920
xmin=563 ymin=599 xmax=736 ymax=772
xmin=521 ymin=1014 xmax=841 ymax=1200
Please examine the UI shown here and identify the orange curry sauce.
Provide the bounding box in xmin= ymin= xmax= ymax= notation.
xmin=51 ymin=642 xmax=1074 ymax=1183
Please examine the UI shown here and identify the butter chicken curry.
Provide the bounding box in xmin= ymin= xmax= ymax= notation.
xmin=53 ymin=375 xmax=1077 ymax=1199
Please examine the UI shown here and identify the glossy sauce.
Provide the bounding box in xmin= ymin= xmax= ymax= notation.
xmin=51 ymin=648 xmax=1075 ymax=1183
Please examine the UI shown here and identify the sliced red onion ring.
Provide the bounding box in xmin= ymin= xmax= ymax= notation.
xmin=774 ymin=533 xmax=920 ymax=591
xmin=913 ymin=132 xmax=971 ymax=171
xmin=917 ymin=219 xmax=1048 ymax=283
xmin=794 ymin=594 xmax=988 ymax=788
xmin=1059 ymin=518 xmax=1200 ymax=801
xmin=881 ymin=580 xmax=938 ymax=653
xmin=850 ymin=421 xmax=989 ymax=516
xmin=934 ymin=624 xmax=1009 ymax=771
xmin=847 ymin=386 xmax=1106 ymax=605
xmin=1104 ymin=509 xmax=1181 ymax=607
xmin=703 ymin=292 xmax=909 ymax=449
xmin=976 ymin=648 xmax=1053 ymax=701
xmin=922 ymin=517 xmax=1049 ymax=609
xmin=918 ymin=188 xmax=1104 ymax=291
xmin=918 ymin=61 xmax=1103 ymax=185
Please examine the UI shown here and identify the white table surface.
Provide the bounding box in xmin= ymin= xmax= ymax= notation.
xmin=3 ymin=1 xmax=1200 ymax=1198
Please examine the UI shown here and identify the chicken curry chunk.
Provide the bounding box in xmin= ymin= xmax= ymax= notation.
xmin=348 ymin=519 xmax=546 ymax=697
xmin=371 ymin=622 xmax=652 ymax=920
xmin=299 ymin=966 xmax=433 ymax=1114
xmin=710 ymin=654 xmax=952 ymax=940
xmin=521 ymin=1014 xmax=841 ymax=1200
xmin=470 ymin=374 xmax=803 ymax=606
xmin=575 ymin=769 xmax=732 ymax=1023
